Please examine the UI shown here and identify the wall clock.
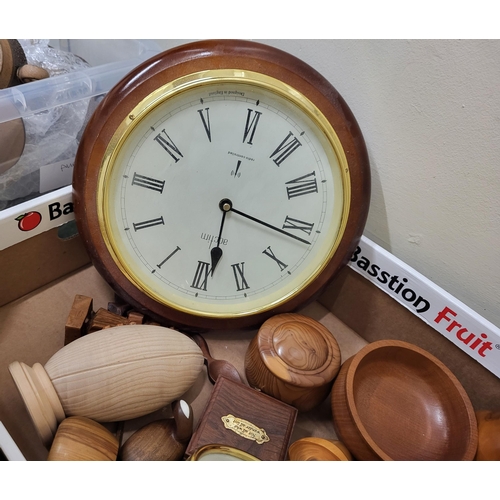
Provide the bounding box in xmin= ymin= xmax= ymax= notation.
xmin=73 ymin=39 xmax=370 ymax=331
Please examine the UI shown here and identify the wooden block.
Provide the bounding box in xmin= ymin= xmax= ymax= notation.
xmin=127 ymin=311 xmax=145 ymax=325
xmin=107 ymin=298 xmax=133 ymax=317
xmin=185 ymin=376 xmax=297 ymax=461
xmin=88 ymin=308 xmax=129 ymax=333
xmin=64 ymin=295 xmax=94 ymax=345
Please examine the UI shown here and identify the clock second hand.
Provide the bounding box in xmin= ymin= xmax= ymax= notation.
xmin=222 ymin=199 xmax=311 ymax=245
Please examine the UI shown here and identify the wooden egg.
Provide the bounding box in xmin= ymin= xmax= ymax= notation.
xmin=9 ymin=324 xmax=203 ymax=447
xmin=475 ymin=410 xmax=500 ymax=460
xmin=120 ymin=400 xmax=193 ymax=461
xmin=245 ymin=313 xmax=341 ymax=412
xmin=288 ymin=437 xmax=352 ymax=461
xmin=48 ymin=416 xmax=118 ymax=461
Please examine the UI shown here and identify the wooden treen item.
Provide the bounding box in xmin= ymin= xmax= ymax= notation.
xmin=331 ymin=340 xmax=478 ymax=461
xmin=47 ymin=416 xmax=118 ymax=461
xmin=64 ymin=294 xmax=161 ymax=346
xmin=190 ymin=333 xmax=243 ymax=385
xmin=185 ymin=376 xmax=297 ymax=461
xmin=64 ymin=294 xmax=94 ymax=345
xmin=288 ymin=437 xmax=352 ymax=461
xmin=475 ymin=410 xmax=500 ymax=460
xmin=9 ymin=324 xmax=203 ymax=447
xmin=245 ymin=313 xmax=341 ymax=411
xmin=120 ymin=400 xmax=193 ymax=461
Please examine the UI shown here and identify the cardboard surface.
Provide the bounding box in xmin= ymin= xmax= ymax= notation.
xmin=0 ymin=226 xmax=90 ymax=307
xmin=1 ymin=261 xmax=499 ymax=461
xmin=0 ymin=264 xmax=367 ymax=460
xmin=320 ymin=267 xmax=500 ymax=411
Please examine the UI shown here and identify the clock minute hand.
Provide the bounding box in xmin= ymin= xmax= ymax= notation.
xmin=229 ymin=204 xmax=310 ymax=245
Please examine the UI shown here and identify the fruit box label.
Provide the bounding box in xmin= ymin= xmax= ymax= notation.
xmin=349 ymin=235 xmax=500 ymax=379
xmin=0 ymin=185 xmax=74 ymax=251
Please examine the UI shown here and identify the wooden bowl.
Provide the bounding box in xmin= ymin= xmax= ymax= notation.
xmin=288 ymin=437 xmax=352 ymax=461
xmin=245 ymin=313 xmax=341 ymax=412
xmin=331 ymin=340 xmax=478 ymax=461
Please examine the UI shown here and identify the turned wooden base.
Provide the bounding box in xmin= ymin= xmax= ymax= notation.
xmin=8 ymin=361 xmax=66 ymax=447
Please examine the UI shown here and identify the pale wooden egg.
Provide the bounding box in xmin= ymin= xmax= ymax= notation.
xmin=9 ymin=324 xmax=203 ymax=446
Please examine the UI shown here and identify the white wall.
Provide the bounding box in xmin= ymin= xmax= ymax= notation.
xmin=154 ymin=39 xmax=500 ymax=328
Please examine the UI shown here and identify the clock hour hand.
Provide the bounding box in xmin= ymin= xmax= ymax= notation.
xmin=210 ymin=246 xmax=222 ymax=276
xmin=210 ymin=200 xmax=231 ymax=275
xmin=222 ymin=199 xmax=311 ymax=245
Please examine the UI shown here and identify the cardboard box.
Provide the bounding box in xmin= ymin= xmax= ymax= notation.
xmin=0 ymin=237 xmax=499 ymax=461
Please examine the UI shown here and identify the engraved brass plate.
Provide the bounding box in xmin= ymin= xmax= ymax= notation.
xmin=221 ymin=414 xmax=270 ymax=444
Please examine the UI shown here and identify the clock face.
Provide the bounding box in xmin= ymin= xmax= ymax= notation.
xmin=98 ymin=70 xmax=348 ymax=321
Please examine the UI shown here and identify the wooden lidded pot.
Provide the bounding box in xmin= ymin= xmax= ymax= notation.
xmin=288 ymin=437 xmax=352 ymax=461
xmin=245 ymin=313 xmax=341 ymax=412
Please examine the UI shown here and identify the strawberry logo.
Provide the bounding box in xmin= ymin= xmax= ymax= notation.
xmin=16 ymin=211 xmax=42 ymax=231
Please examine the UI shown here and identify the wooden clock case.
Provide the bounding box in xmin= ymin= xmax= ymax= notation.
xmin=72 ymin=39 xmax=371 ymax=331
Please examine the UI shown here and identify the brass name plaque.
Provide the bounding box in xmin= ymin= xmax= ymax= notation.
xmin=221 ymin=414 xmax=270 ymax=444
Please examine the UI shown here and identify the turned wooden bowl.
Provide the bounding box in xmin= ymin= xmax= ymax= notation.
xmin=245 ymin=313 xmax=341 ymax=412
xmin=331 ymin=340 xmax=478 ymax=461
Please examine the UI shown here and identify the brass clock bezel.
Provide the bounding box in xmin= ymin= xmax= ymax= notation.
xmin=73 ymin=40 xmax=370 ymax=331
xmin=96 ymin=69 xmax=351 ymax=321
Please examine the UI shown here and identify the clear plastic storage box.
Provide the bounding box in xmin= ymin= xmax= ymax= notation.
xmin=0 ymin=39 xmax=160 ymax=210
xmin=0 ymin=39 xmax=160 ymax=250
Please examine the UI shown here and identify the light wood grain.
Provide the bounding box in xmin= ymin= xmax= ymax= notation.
xmin=48 ymin=416 xmax=118 ymax=461
xmin=245 ymin=313 xmax=341 ymax=411
xmin=9 ymin=324 xmax=203 ymax=446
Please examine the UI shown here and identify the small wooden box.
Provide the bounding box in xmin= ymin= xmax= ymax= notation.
xmin=186 ymin=376 xmax=297 ymax=461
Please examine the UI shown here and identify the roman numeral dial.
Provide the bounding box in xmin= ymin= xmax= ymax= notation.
xmin=154 ymin=130 xmax=183 ymax=162
xmin=131 ymin=173 xmax=165 ymax=193
xmin=101 ymin=72 xmax=345 ymax=325
xmin=243 ymin=108 xmax=262 ymax=144
xmin=270 ymin=132 xmax=302 ymax=166
xmin=286 ymin=171 xmax=318 ymax=199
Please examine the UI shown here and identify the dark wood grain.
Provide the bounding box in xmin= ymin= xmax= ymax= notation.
xmin=190 ymin=333 xmax=243 ymax=385
xmin=185 ymin=376 xmax=297 ymax=461
xmin=119 ymin=400 xmax=193 ymax=461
